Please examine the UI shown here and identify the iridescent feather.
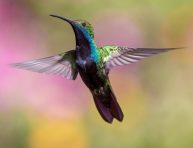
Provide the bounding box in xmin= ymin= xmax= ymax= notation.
xmin=98 ymin=46 xmax=181 ymax=74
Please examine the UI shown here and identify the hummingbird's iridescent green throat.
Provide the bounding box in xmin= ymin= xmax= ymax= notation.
xmin=11 ymin=14 xmax=182 ymax=123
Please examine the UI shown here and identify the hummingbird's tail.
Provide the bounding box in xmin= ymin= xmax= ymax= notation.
xmin=91 ymin=87 xmax=124 ymax=123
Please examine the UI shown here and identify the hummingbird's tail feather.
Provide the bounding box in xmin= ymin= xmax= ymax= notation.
xmin=93 ymin=95 xmax=114 ymax=123
xmin=109 ymin=91 xmax=124 ymax=122
xmin=92 ymin=87 xmax=124 ymax=123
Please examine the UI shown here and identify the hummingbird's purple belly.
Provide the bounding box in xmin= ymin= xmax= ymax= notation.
xmin=76 ymin=59 xmax=106 ymax=91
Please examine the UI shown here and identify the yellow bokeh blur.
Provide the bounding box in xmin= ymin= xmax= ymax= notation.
xmin=30 ymin=118 xmax=88 ymax=148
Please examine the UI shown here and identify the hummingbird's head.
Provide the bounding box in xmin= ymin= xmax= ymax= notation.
xmin=50 ymin=14 xmax=95 ymax=46
xmin=73 ymin=19 xmax=94 ymax=39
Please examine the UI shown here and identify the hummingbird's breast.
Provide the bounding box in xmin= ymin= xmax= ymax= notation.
xmin=76 ymin=56 xmax=96 ymax=72
xmin=76 ymin=56 xmax=105 ymax=91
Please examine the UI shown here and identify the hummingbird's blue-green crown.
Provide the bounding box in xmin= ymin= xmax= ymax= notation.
xmin=74 ymin=19 xmax=94 ymax=39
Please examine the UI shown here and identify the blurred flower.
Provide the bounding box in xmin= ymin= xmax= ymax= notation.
xmin=29 ymin=118 xmax=88 ymax=148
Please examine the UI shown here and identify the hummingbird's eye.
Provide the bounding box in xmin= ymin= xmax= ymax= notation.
xmin=82 ymin=22 xmax=86 ymax=27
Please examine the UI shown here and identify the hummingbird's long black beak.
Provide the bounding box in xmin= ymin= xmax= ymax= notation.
xmin=49 ymin=14 xmax=83 ymax=46
xmin=50 ymin=14 xmax=75 ymax=25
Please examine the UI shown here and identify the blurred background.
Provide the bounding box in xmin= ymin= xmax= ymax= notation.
xmin=1 ymin=0 xmax=193 ymax=148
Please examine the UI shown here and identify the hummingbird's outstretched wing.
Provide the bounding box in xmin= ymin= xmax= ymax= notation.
xmin=11 ymin=50 xmax=78 ymax=80
xmin=99 ymin=46 xmax=181 ymax=74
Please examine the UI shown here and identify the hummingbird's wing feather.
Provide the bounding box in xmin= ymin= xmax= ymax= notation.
xmin=11 ymin=50 xmax=78 ymax=80
xmin=99 ymin=46 xmax=181 ymax=73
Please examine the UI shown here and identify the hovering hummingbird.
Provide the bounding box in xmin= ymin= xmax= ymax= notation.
xmin=11 ymin=15 xmax=181 ymax=123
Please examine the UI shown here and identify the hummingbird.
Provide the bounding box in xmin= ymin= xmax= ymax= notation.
xmin=11 ymin=14 xmax=181 ymax=123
